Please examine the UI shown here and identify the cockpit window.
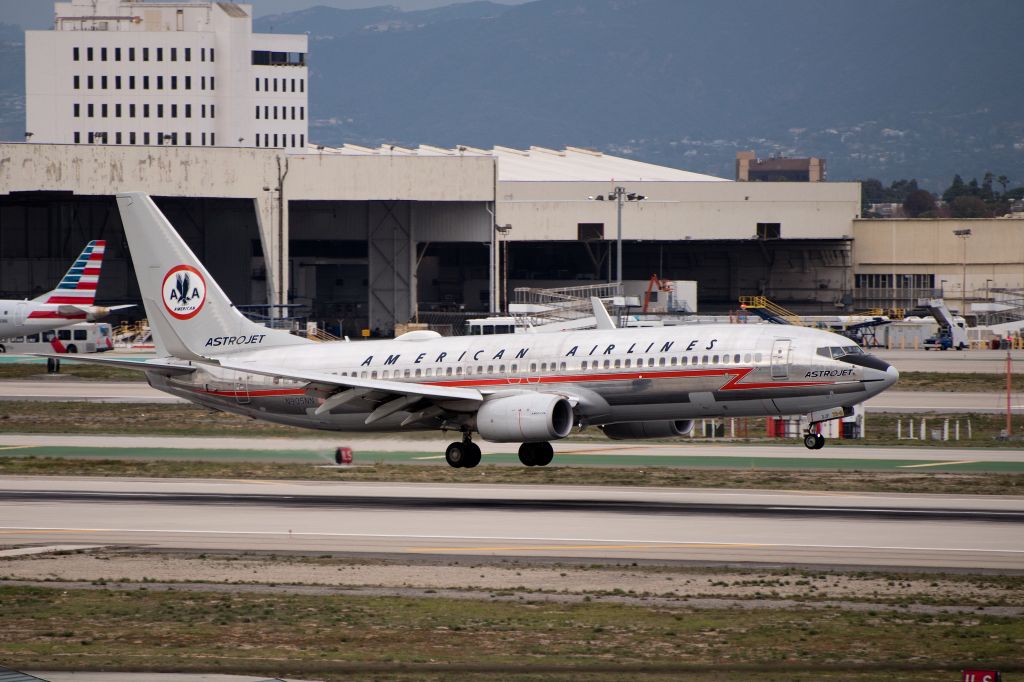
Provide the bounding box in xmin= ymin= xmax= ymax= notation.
xmin=817 ymin=345 xmax=865 ymax=359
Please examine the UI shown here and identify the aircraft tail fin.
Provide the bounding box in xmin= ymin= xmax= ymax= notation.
xmin=115 ymin=192 xmax=311 ymax=359
xmin=32 ymin=240 xmax=106 ymax=308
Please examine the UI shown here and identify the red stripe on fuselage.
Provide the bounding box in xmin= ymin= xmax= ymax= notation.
xmin=28 ymin=311 xmax=88 ymax=319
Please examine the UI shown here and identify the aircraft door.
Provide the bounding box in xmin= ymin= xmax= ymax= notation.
xmin=770 ymin=339 xmax=791 ymax=379
xmin=15 ymin=302 xmax=26 ymax=325
xmin=235 ymin=374 xmax=250 ymax=404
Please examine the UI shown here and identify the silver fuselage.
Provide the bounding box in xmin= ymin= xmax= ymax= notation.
xmin=147 ymin=323 xmax=897 ymax=439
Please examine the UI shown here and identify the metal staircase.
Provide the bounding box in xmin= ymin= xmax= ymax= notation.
xmin=975 ymin=288 xmax=1024 ymax=326
xmin=738 ymin=296 xmax=804 ymax=326
xmin=512 ymin=283 xmax=622 ymax=328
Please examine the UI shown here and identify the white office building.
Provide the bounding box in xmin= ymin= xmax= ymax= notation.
xmin=25 ymin=0 xmax=308 ymax=149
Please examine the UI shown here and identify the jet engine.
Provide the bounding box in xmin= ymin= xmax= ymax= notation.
xmin=475 ymin=393 xmax=574 ymax=443
xmin=599 ymin=420 xmax=695 ymax=440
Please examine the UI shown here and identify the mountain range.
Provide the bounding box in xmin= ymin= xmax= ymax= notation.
xmin=3 ymin=0 xmax=1022 ymax=189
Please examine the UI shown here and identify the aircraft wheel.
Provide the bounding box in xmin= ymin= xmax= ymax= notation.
xmin=518 ymin=442 xmax=537 ymax=467
xmin=0 ymin=344 xmax=5 ymax=353
xmin=533 ymin=442 xmax=554 ymax=466
xmin=445 ymin=441 xmax=467 ymax=468
xmin=66 ymin=344 xmax=78 ymax=354
xmin=462 ymin=442 xmax=482 ymax=469
xmin=803 ymin=433 xmax=818 ymax=450
xmin=813 ymin=433 xmax=826 ymax=450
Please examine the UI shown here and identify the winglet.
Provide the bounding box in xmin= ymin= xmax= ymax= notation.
xmin=591 ymin=297 xmax=616 ymax=330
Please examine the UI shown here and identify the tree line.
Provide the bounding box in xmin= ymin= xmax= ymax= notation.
xmin=860 ymin=173 xmax=1024 ymax=218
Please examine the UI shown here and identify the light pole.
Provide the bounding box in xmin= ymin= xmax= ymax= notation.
xmin=589 ymin=187 xmax=646 ymax=286
xmin=953 ymin=228 xmax=972 ymax=314
xmin=496 ymin=224 xmax=512 ymax=315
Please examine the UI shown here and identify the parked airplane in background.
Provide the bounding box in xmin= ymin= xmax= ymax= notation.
xmin=0 ymin=240 xmax=128 ymax=340
xmin=56 ymin=193 xmax=899 ymax=466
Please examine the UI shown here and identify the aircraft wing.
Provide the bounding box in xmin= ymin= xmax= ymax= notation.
xmin=211 ymin=359 xmax=483 ymax=416
xmin=29 ymin=353 xmax=197 ymax=377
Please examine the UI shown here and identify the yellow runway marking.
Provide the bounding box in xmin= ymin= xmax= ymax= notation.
xmin=557 ymin=446 xmax=650 ymax=455
xmin=0 ymin=529 xmax=100 ymax=535
xmin=899 ymin=460 xmax=978 ymax=469
xmin=410 ymin=542 xmax=765 ymax=553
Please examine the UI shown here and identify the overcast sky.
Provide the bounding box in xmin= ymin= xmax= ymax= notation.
xmin=1 ymin=0 xmax=532 ymax=29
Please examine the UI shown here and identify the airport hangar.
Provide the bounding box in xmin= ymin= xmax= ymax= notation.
xmin=0 ymin=142 xmax=861 ymax=335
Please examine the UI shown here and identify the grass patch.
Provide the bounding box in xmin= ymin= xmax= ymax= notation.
xmin=0 ymin=585 xmax=1019 ymax=679
xmin=1 ymin=456 xmax=1022 ymax=495
xmin=0 ymin=362 xmax=145 ymax=381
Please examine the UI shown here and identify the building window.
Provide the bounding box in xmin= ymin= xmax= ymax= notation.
xmin=201 ymin=47 xmax=205 ymax=62
xmin=291 ymin=78 xmax=295 ymax=92
xmin=101 ymin=47 xmax=107 ymax=61
xmin=300 ymin=79 xmax=304 ymax=93
xmin=171 ymin=104 xmax=177 ymax=118
xmin=264 ymin=133 xmax=268 ymax=146
xmin=73 ymin=75 xmax=80 ymax=89
xmin=255 ymin=136 xmax=260 ymax=147
xmin=87 ymin=47 xmax=93 ymax=61
xmin=184 ymin=47 xmax=191 ymax=62
xmin=184 ymin=103 xmax=191 ymax=118
xmin=130 ymin=131 xmax=136 ymax=144
xmin=185 ymin=132 xmax=191 ymax=145
xmin=272 ymin=78 xmax=277 ymax=92
xmin=201 ymin=76 xmax=205 ymax=90
xmin=129 ymin=47 xmax=135 ymax=61
xmin=210 ymin=48 xmax=215 ymax=62
xmin=263 ymin=77 xmax=268 ymax=91
xmin=87 ymin=75 xmax=94 ymax=89
xmin=210 ymin=76 xmax=215 ymax=90
xmin=300 ymin=134 xmax=304 ymax=147
xmin=115 ymin=47 xmax=121 ymax=61
xmin=115 ymin=103 xmax=121 ymax=117
xmin=156 ymin=47 xmax=163 ymax=61
xmin=73 ymin=47 xmax=80 ymax=61
xmin=115 ymin=131 xmax=122 ymax=144
xmin=202 ymin=132 xmax=206 ymax=145
xmin=101 ymin=103 xmax=107 ymax=117
xmin=143 ymin=75 xmax=150 ymax=89
xmin=157 ymin=76 xmax=163 ymax=90
xmin=87 ymin=103 xmax=94 ymax=117
xmin=756 ymin=222 xmax=782 ymax=239
xmin=144 ymin=132 xmax=150 ymax=145
xmin=129 ymin=75 xmax=135 ymax=89
xmin=291 ymin=134 xmax=296 ymax=147
xmin=101 ymin=75 xmax=107 ymax=89
xmin=255 ymin=78 xmax=260 ymax=92
xmin=157 ymin=104 xmax=164 ymax=118
xmin=273 ymin=134 xmax=278 ymax=147
xmin=210 ymin=104 xmax=215 ymax=118
xmin=185 ymin=75 xmax=191 ymax=89
xmin=74 ymin=131 xmax=80 ymax=143
xmin=143 ymin=104 xmax=150 ymax=118
xmin=263 ymin=105 xmax=268 ymax=119
xmin=143 ymin=47 xmax=149 ymax=61
xmin=129 ymin=103 xmax=136 ymax=117
xmin=73 ymin=103 xmax=80 ymax=117
xmin=300 ymin=106 xmax=304 ymax=121
xmin=255 ymin=106 xmax=260 ymax=120
xmin=115 ymin=75 xmax=121 ymax=89
xmin=171 ymin=75 xmax=177 ymax=90
xmin=290 ymin=106 xmax=295 ymax=120
xmin=170 ymin=47 xmax=177 ymax=62
xmin=211 ymin=133 xmax=215 ymax=145
xmin=201 ymin=104 xmax=206 ymax=118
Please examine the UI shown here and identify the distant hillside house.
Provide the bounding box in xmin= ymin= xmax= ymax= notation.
xmin=736 ymin=151 xmax=826 ymax=182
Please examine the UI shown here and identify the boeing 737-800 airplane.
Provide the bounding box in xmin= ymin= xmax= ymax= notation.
xmin=0 ymin=239 xmax=126 ymax=339
xmin=60 ymin=193 xmax=899 ymax=467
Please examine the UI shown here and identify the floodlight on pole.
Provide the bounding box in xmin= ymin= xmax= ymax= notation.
xmin=588 ymin=186 xmax=646 ymax=287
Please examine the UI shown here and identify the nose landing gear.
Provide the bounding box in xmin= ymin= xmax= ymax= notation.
xmin=803 ymin=432 xmax=825 ymax=450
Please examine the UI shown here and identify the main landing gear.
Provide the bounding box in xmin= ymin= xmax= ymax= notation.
xmin=518 ymin=442 xmax=554 ymax=467
xmin=445 ymin=433 xmax=482 ymax=469
xmin=803 ymin=431 xmax=825 ymax=450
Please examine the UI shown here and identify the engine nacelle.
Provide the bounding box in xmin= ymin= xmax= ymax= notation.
xmin=476 ymin=393 xmax=574 ymax=443
xmin=599 ymin=420 xmax=695 ymax=440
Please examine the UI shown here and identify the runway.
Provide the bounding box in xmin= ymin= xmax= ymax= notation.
xmin=2 ymin=477 xmax=1022 ymax=570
